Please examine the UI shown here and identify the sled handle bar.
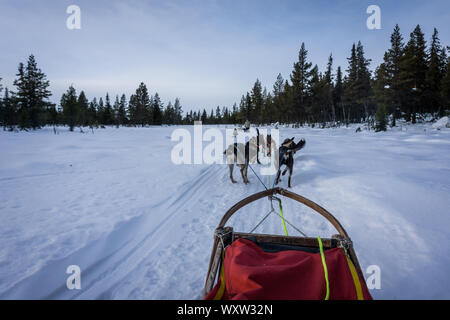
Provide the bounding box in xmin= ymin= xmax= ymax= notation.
xmin=217 ymin=187 xmax=349 ymax=238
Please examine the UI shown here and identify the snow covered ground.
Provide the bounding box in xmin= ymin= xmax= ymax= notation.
xmin=0 ymin=122 xmax=449 ymax=300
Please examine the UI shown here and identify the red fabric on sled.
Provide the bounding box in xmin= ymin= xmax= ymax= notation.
xmin=205 ymin=238 xmax=372 ymax=300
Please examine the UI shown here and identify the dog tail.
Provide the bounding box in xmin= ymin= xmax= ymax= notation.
xmin=293 ymin=139 xmax=306 ymax=152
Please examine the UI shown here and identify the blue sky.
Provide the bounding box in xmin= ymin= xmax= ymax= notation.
xmin=1 ymin=0 xmax=449 ymax=112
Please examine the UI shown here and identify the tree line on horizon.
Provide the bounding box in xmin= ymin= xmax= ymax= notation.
xmin=0 ymin=24 xmax=449 ymax=132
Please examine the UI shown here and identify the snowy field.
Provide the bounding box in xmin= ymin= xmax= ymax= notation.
xmin=0 ymin=123 xmax=449 ymax=300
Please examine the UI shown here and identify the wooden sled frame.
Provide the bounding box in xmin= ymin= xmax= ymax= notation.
xmin=203 ymin=187 xmax=364 ymax=298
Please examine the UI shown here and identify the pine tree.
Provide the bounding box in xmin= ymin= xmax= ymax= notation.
xmin=113 ymin=95 xmax=120 ymax=127
xmin=355 ymin=41 xmax=373 ymax=125
xmin=425 ymin=28 xmax=445 ymax=115
xmin=2 ymin=88 xmax=17 ymax=130
xmin=88 ymin=98 xmax=98 ymax=128
xmin=290 ymin=42 xmax=312 ymax=123
xmin=129 ymin=82 xmax=150 ymax=126
xmin=324 ymin=54 xmax=336 ymax=123
xmin=152 ymin=92 xmax=163 ymax=125
xmin=77 ymin=91 xmax=89 ymax=127
xmin=250 ymin=79 xmax=263 ymax=123
xmin=173 ymin=98 xmax=183 ymax=124
xmin=13 ymin=55 xmax=52 ymax=130
xmin=400 ymin=25 xmax=427 ymax=123
xmin=104 ymin=93 xmax=113 ymax=125
xmin=61 ymin=85 xmax=79 ymax=131
xmin=97 ymin=97 xmax=105 ymax=126
xmin=343 ymin=44 xmax=358 ymax=124
xmin=441 ymin=57 xmax=450 ymax=115
xmin=118 ymin=94 xmax=127 ymax=126
xmin=384 ymin=24 xmax=405 ymax=126
xmin=375 ymin=104 xmax=388 ymax=131
xmin=333 ymin=66 xmax=344 ymax=123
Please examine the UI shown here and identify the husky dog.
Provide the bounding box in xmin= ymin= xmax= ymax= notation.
xmin=274 ymin=137 xmax=306 ymax=188
xmin=224 ymin=133 xmax=265 ymax=184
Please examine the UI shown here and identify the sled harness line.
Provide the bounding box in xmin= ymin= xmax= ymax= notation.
xmin=318 ymin=236 xmax=330 ymax=300
xmin=249 ymin=195 xmax=308 ymax=238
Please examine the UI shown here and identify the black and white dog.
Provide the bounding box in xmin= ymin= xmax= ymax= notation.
xmin=274 ymin=137 xmax=306 ymax=188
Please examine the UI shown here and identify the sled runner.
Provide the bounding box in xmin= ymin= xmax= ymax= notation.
xmin=203 ymin=187 xmax=372 ymax=300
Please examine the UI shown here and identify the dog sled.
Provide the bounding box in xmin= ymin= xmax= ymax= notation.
xmin=203 ymin=187 xmax=372 ymax=300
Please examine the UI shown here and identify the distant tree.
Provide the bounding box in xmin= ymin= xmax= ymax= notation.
xmin=441 ymin=58 xmax=450 ymax=115
xmin=97 ymin=97 xmax=105 ymax=125
xmin=77 ymin=91 xmax=89 ymax=127
xmin=118 ymin=94 xmax=127 ymax=126
xmin=324 ymin=54 xmax=335 ymax=123
xmin=103 ymin=93 xmax=114 ymax=125
xmin=375 ymin=104 xmax=388 ymax=131
xmin=333 ymin=66 xmax=344 ymax=123
xmin=152 ymin=92 xmax=163 ymax=125
xmin=173 ymin=98 xmax=183 ymax=124
xmin=113 ymin=95 xmax=120 ymax=127
xmin=384 ymin=24 xmax=405 ymax=126
xmin=2 ymin=88 xmax=17 ymax=130
xmin=425 ymin=28 xmax=446 ymax=115
xmin=87 ymin=98 xmax=98 ymax=128
xmin=400 ymin=25 xmax=427 ymax=123
xmin=290 ymin=42 xmax=313 ymax=123
xmin=250 ymin=79 xmax=263 ymax=123
xmin=129 ymin=82 xmax=150 ymax=127
xmin=61 ymin=85 xmax=79 ymax=131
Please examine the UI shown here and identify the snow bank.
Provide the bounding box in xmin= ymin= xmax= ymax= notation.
xmin=432 ymin=116 xmax=449 ymax=130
